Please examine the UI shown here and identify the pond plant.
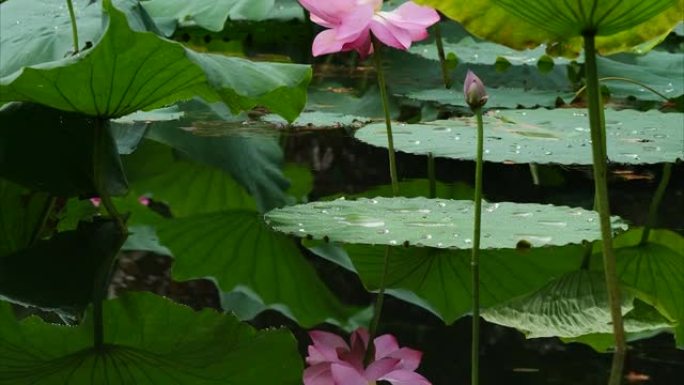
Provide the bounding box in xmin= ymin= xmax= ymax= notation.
xmin=0 ymin=0 xmax=682 ymax=384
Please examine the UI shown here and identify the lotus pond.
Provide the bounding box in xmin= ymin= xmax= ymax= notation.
xmin=0 ymin=1 xmax=683 ymax=384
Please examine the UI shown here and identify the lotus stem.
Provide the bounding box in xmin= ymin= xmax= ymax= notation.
xmin=365 ymin=246 xmax=392 ymax=364
xmin=433 ymin=23 xmax=452 ymax=89
xmin=91 ymin=118 xmax=127 ymax=350
xmin=428 ymin=153 xmax=436 ymax=198
xmin=640 ymin=163 xmax=673 ymax=245
xmin=574 ymin=77 xmax=670 ymax=102
xmin=471 ymin=107 xmax=484 ymax=385
xmin=66 ymin=0 xmax=79 ymax=54
xmin=582 ymin=32 xmax=626 ymax=385
xmin=371 ymin=35 xmax=399 ymax=195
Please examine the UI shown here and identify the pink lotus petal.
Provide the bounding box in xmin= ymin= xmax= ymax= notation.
xmin=343 ymin=328 xmax=370 ymax=371
xmin=307 ymin=330 xmax=349 ymax=364
xmin=90 ymin=197 xmax=101 ymax=207
xmin=312 ymin=28 xmax=348 ymax=56
xmin=337 ymin=4 xmax=374 ymax=41
xmin=331 ymin=363 xmax=368 ymax=385
xmin=387 ymin=347 xmax=423 ymax=372
xmin=365 ymin=358 xmax=401 ymax=380
xmin=380 ymin=369 xmax=432 ymax=385
xmin=392 ymin=2 xmax=441 ymax=29
xmin=299 ymin=0 xmax=355 ymax=27
xmin=373 ymin=334 xmax=400 ymax=360
xmin=369 ymin=16 xmax=412 ymax=50
xmin=303 ymin=363 xmax=334 ymax=385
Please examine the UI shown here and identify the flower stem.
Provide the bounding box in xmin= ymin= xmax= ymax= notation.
xmin=372 ymin=35 xmax=399 ymax=195
xmin=583 ymin=32 xmax=625 ymax=385
xmin=365 ymin=246 xmax=392 ymax=364
xmin=640 ymin=163 xmax=673 ymax=245
xmin=575 ymin=77 xmax=670 ymax=102
xmin=471 ymin=108 xmax=484 ymax=385
xmin=91 ymin=118 xmax=127 ymax=350
xmin=66 ymin=0 xmax=79 ymax=54
xmin=428 ymin=153 xmax=436 ymax=198
xmin=433 ymin=23 xmax=452 ymax=89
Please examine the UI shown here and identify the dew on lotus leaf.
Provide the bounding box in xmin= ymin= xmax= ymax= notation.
xmin=406 ymin=221 xmax=452 ymax=227
xmin=464 ymin=238 xmax=472 ymax=244
xmin=410 ymin=140 xmax=421 ymax=145
xmin=544 ymin=151 xmax=553 ymax=155
xmin=485 ymin=203 xmax=500 ymax=212
xmin=437 ymin=242 xmax=444 ymax=247
xmin=338 ymin=215 xmax=385 ymax=228
xmin=371 ymin=199 xmax=378 ymax=204
xmin=423 ymin=234 xmax=433 ymax=240
xmin=437 ymin=202 xmax=447 ymax=208
xmin=574 ymin=127 xmax=588 ymax=132
xmin=653 ymin=134 xmax=667 ymax=139
xmin=390 ymin=208 xmax=431 ymax=214
xmin=538 ymin=220 xmax=567 ymax=227
xmin=512 ymin=212 xmax=533 ymax=217
xmin=621 ymin=153 xmax=640 ymax=160
xmin=572 ymin=112 xmax=587 ymax=117
xmin=377 ymin=228 xmax=389 ymax=234
xmin=389 ymin=240 xmax=398 ymax=245
xmin=484 ymin=149 xmax=490 ymax=154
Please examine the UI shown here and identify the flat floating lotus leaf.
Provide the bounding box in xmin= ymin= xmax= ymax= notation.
xmin=410 ymin=23 xmax=573 ymax=66
xmin=403 ymin=88 xmax=573 ymax=109
xmin=265 ymin=197 xmax=627 ymax=249
xmin=355 ymin=109 xmax=684 ymax=165
xmin=0 ymin=292 xmax=302 ymax=384
xmin=415 ymin=0 xmax=683 ymax=56
xmin=597 ymin=52 xmax=684 ymax=100
xmin=481 ymin=270 xmax=673 ymax=339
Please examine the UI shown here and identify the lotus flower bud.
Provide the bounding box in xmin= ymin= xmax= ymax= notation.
xmin=464 ymin=70 xmax=488 ymax=110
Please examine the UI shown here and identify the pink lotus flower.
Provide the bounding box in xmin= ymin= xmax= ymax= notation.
xmin=299 ymin=0 xmax=440 ymax=58
xmin=304 ymin=328 xmax=431 ymax=385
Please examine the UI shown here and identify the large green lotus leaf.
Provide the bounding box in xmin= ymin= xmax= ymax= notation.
xmin=0 ymin=0 xmax=211 ymax=118
xmin=0 ymin=103 xmax=127 ymax=196
xmin=355 ymin=109 xmax=684 ymax=165
xmin=410 ymin=22 xmax=573 ymax=66
xmin=144 ymin=105 xmax=289 ymax=212
xmin=481 ymin=271 xmax=672 ymax=339
xmin=597 ymin=51 xmax=684 ymax=100
xmin=592 ymin=228 xmax=684 ymax=347
xmin=124 ymin=140 xmax=256 ymax=216
xmin=0 ymin=0 xmax=103 ymax=78
xmin=416 ymin=0 xmax=683 ymax=56
xmin=0 ymin=292 xmax=302 ymax=385
xmin=0 ymin=0 xmax=310 ymax=122
xmin=265 ymin=197 xmax=627 ymax=249
xmin=0 ymin=179 xmax=50 ymax=256
xmin=155 ymin=211 xmax=364 ymax=329
xmin=342 ymin=243 xmax=583 ymax=323
xmin=0 ymin=219 xmax=125 ymax=313
xmin=142 ymin=0 xmax=278 ymax=32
